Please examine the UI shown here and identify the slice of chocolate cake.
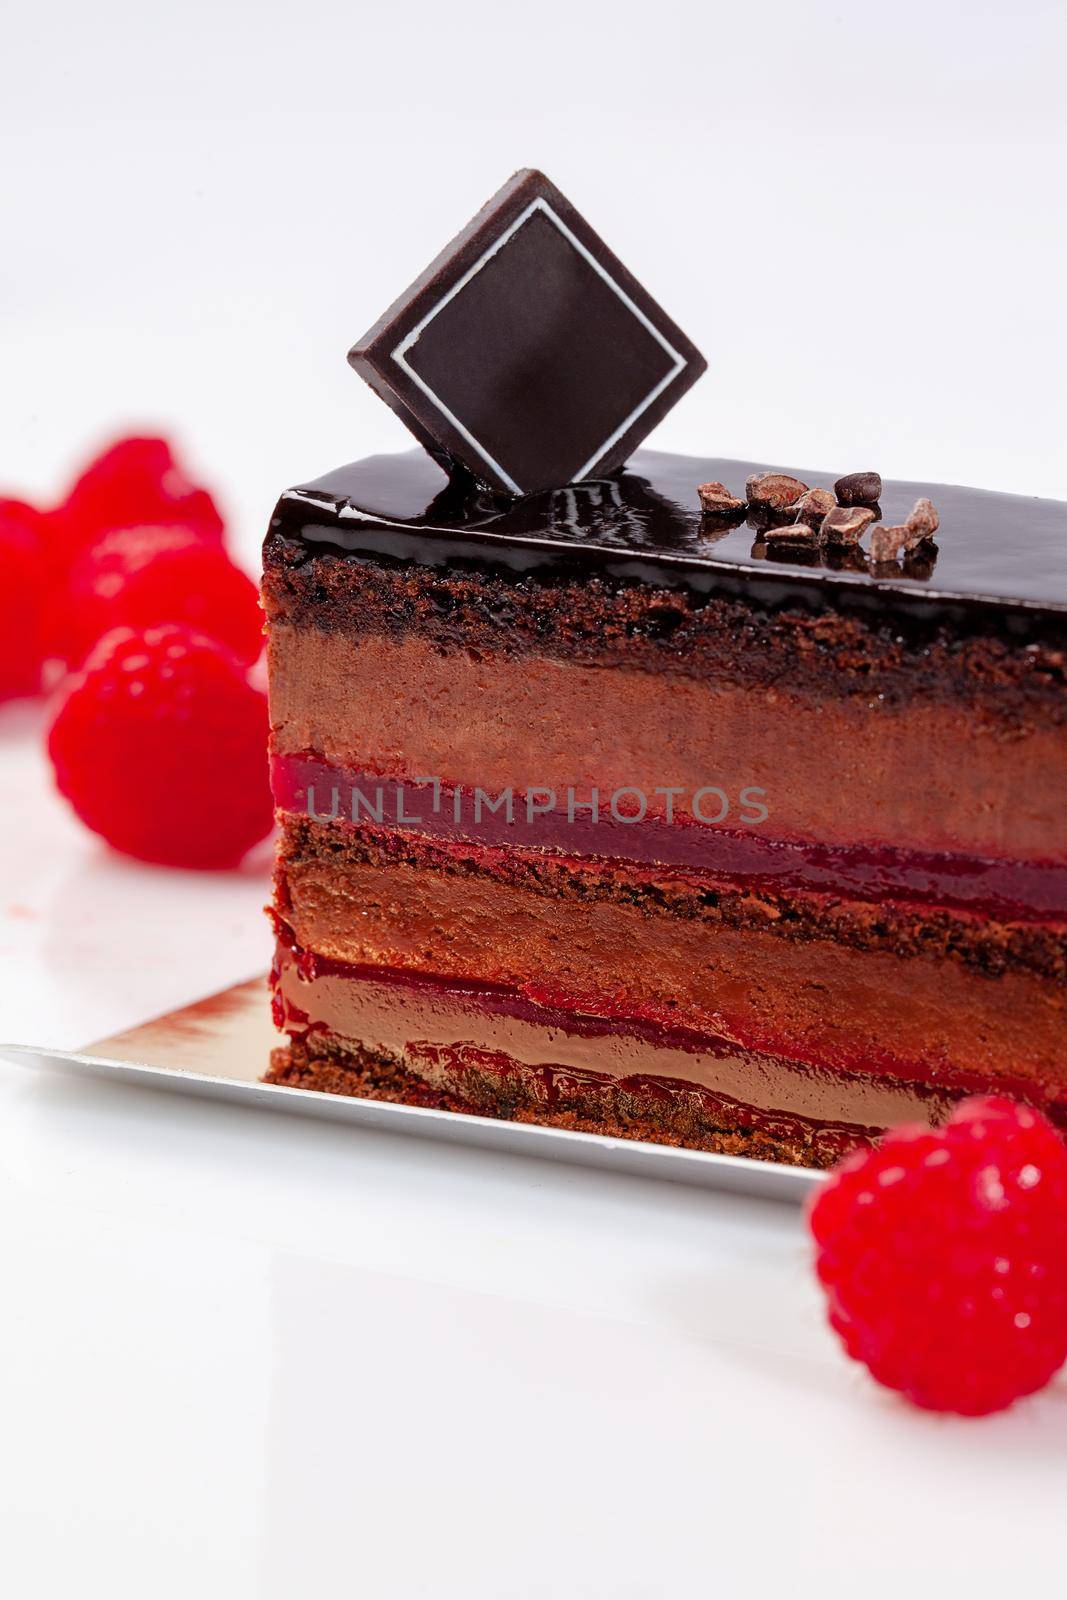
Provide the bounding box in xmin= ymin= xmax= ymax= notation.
xmin=262 ymin=170 xmax=1065 ymax=1167
xmin=262 ymin=448 xmax=1067 ymax=1167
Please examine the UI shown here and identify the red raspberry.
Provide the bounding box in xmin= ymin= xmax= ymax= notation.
xmin=48 ymin=625 xmax=274 ymax=869
xmin=53 ymin=435 xmax=224 ymax=571
xmin=59 ymin=524 xmax=263 ymax=667
xmin=809 ymin=1098 xmax=1067 ymax=1415
xmin=0 ymin=497 xmax=48 ymax=700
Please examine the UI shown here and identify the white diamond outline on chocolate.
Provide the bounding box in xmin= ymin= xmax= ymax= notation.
xmin=390 ymin=197 xmax=687 ymax=496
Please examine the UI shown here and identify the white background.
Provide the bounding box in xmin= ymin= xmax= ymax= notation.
xmin=2 ymin=2 xmax=1066 ymax=1595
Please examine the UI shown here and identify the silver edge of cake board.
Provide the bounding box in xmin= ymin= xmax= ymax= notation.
xmin=0 ymin=975 xmax=821 ymax=1204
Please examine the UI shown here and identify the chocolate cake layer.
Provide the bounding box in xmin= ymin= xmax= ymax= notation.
xmin=277 ymin=814 xmax=1067 ymax=980
xmin=266 ymin=547 xmax=1067 ymax=717
xmin=274 ymin=820 xmax=1067 ymax=1090
xmin=268 ymin=940 xmax=1067 ymax=1170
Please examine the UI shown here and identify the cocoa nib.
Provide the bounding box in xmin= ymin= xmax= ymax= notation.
xmin=697 ymin=480 xmax=745 ymax=514
xmin=822 ymin=504 xmax=876 ymax=545
xmin=834 ymin=471 xmax=882 ymax=507
xmin=904 ymin=496 xmax=940 ymax=546
xmin=792 ymin=487 xmax=836 ymax=530
xmin=746 ymin=472 xmax=808 ymax=510
xmin=868 ymin=524 xmax=907 ymax=563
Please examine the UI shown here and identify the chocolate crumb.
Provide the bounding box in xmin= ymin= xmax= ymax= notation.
xmin=792 ymin=487 xmax=836 ymax=531
xmin=698 ymin=480 xmax=746 ymax=515
xmin=868 ymin=524 xmax=908 ymax=564
xmin=822 ymin=504 xmax=876 ymax=545
xmin=904 ymin=496 xmax=940 ymax=547
xmin=835 ymin=471 xmax=882 ymax=507
xmin=746 ymin=472 xmax=808 ymax=510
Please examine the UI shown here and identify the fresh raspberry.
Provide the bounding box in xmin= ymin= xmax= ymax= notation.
xmin=59 ymin=524 xmax=262 ymax=667
xmin=48 ymin=625 xmax=274 ymax=869
xmin=809 ymin=1098 xmax=1067 ymax=1415
xmin=0 ymin=497 xmax=48 ymax=700
xmin=52 ymin=436 xmax=224 ymax=573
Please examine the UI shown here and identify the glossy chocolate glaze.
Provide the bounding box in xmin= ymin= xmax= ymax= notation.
xmin=268 ymin=448 xmax=1067 ymax=636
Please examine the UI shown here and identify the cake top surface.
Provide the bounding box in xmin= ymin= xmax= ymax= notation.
xmin=348 ymin=170 xmax=705 ymax=497
xmin=274 ymin=448 xmax=1067 ymax=629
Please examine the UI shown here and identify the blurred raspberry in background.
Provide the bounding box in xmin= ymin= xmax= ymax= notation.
xmin=49 ymin=624 xmax=274 ymax=869
xmin=0 ymin=498 xmax=49 ymax=699
xmin=0 ymin=432 xmax=271 ymax=869
xmin=48 ymin=435 xmax=225 ymax=577
xmin=58 ymin=523 xmax=262 ymax=668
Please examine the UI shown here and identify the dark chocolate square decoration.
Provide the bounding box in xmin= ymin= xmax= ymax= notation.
xmin=348 ymin=170 xmax=706 ymax=496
